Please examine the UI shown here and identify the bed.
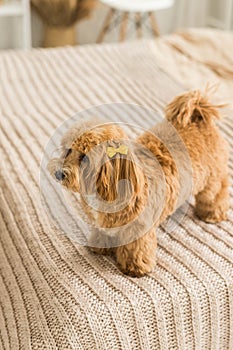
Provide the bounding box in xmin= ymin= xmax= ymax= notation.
xmin=0 ymin=28 xmax=232 ymax=349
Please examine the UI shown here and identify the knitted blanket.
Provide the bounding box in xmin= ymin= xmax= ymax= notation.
xmin=0 ymin=29 xmax=232 ymax=350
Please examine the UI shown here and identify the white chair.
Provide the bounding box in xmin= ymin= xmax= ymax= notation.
xmin=97 ymin=0 xmax=174 ymax=42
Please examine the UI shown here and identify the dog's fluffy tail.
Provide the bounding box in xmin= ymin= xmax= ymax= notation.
xmin=165 ymin=89 xmax=226 ymax=127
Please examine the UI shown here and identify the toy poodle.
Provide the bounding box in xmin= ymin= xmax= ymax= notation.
xmin=47 ymin=90 xmax=229 ymax=277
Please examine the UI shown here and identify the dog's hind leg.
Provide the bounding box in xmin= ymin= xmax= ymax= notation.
xmin=195 ymin=176 xmax=230 ymax=223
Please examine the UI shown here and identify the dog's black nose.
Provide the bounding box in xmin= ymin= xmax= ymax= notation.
xmin=55 ymin=170 xmax=65 ymax=181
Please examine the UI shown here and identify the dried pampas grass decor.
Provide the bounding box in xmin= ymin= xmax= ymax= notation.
xmin=31 ymin=0 xmax=96 ymax=47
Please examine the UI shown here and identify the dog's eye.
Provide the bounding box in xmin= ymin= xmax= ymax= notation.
xmin=79 ymin=154 xmax=88 ymax=164
xmin=65 ymin=148 xmax=72 ymax=158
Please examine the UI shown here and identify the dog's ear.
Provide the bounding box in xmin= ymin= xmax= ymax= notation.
xmin=165 ymin=90 xmax=225 ymax=127
xmin=96 ymin=146 xmax=143 ymax=202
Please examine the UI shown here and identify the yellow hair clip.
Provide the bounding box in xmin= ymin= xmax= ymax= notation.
xmin=106 ymin=144 xmax=128 ymax=158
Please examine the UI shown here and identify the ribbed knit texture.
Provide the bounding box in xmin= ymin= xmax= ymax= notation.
xmin=0 ymin=29 xmax=232 ymax=350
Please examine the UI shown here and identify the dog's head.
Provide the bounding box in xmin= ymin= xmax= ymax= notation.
xmin=47 ymin=122 xmax=143 ymax=202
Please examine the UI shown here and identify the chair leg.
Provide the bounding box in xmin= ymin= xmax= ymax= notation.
xmin=148 ymin=12 xmax=160 ymax=37
xmin=97 ymin=8 xmax=115 ymax=43
xmin=119 ymin=12 xmax=128 ymax=41
xmin=135 ymin=13 xmax=142 ymax=38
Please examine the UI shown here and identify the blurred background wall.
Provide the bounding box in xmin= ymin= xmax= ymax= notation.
xmin=0 ymin=0 xmax=232 ymax=49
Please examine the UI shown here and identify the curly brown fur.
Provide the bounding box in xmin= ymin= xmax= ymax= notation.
xmin=48 ymin=90 xmax=230 ymax=277
xmin=165 ymin=90 xmax=230 ymax=222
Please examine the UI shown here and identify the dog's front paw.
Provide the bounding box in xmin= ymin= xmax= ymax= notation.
xmin=116 ymin=230 xmax=157 ymax=277
xmin=118 ymin=259 xmax=155 ymax=277
xmin=90 ymin=247 xmax=112 ymax=255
